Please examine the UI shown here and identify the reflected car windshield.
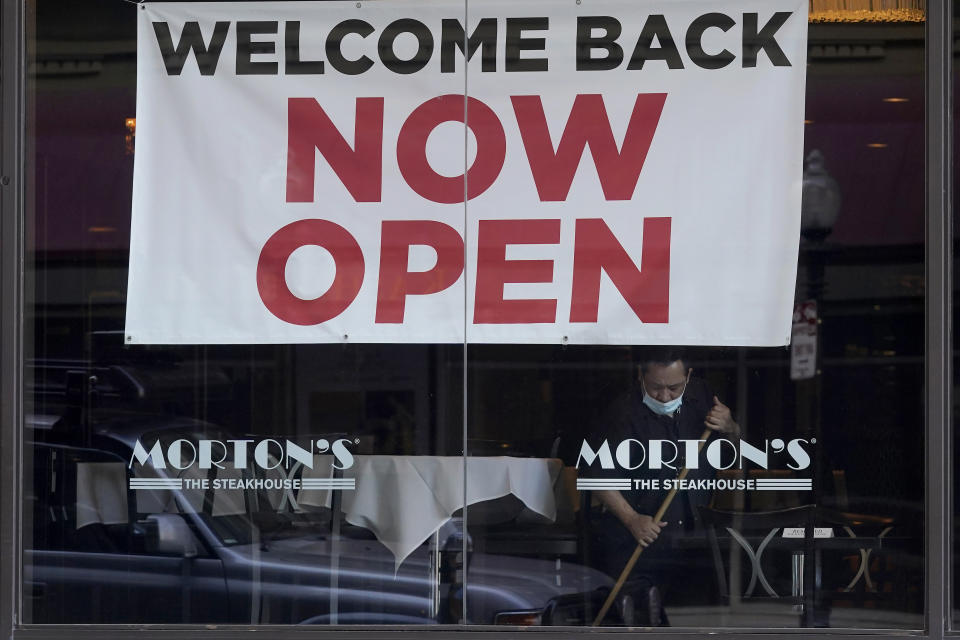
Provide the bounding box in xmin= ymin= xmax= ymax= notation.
xmin=198 ymin=510 xmax=332 ymax=547
xmin=141 ymin=430 xmax=336 ymax=547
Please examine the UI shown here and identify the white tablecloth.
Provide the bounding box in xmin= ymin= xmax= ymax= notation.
xmin=299 ymin=456 xmax=562 ymax=567
xmin=76 ymin=462 xmax=129 ymax=529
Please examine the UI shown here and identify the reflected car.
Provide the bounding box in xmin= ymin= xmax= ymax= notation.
xmin=24 ymin=413 xmax=617 ymax=626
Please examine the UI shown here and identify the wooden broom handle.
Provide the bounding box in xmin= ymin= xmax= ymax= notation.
xmin=591 ymin=427 xmax=714 ymax=627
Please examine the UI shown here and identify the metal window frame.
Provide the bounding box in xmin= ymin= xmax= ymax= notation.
xmin=925 ymin=0 xmax=953 ymax=637
xmin=1 ymin=0 xmax=25 ymax=638
xmin=0 ymin=0 xmax=952 ymax=638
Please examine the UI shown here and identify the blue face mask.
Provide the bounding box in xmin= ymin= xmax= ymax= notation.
xmin=642 ymin=379 xmax=687 ymax=416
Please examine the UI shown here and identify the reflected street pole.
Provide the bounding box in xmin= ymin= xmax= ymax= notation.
xmin=795 ymin=149 xmax=840 ymax=626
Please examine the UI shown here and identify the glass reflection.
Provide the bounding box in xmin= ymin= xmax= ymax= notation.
xmin=464 ymin=12 xmax=925 ymax=630
xmin=22 ymin=0 xmax=926 ymax=629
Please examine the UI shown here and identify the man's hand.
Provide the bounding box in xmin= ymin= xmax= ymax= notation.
xmin=624 ymin=513 xmax=668 ymax=548
xmin=705 ymin=395 xmax=740 ymax=436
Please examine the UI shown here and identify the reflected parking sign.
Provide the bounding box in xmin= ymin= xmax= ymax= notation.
xmin=790 ymin=300 xmax=817 ymax=381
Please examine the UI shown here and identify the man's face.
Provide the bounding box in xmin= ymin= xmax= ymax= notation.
xmin=640 ymin=360 xmax=691 ymax=403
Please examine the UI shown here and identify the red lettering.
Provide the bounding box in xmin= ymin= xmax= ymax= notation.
xmin=375 ymin=221 xmax=465 ymax=323
xmin=257 ymin=219 xmax=365 ymax=325
xmin=286 ymin=97 xmax=384 ymax=203
xmin=473 ymin=219 xmax=560 ymax=324
xmin=396 ymin=95 xmax=506 ymax=204
xmin=511 ymin=93 xmax=666 ymax=201
xmin=569 ymin=217 xmax=671 ymax=323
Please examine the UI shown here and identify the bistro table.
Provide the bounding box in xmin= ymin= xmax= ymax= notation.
xmin=692 ymin=506 xmax=899 ymax=626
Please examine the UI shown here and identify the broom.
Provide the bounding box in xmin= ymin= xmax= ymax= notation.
xmin=592 ymin=427 xmax=714 ymax=626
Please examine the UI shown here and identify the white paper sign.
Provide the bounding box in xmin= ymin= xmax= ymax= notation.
xmin=127 ymin=0 xmax=807 ymax=345
xmin=781 ymin=527 xmax=833 ymax=539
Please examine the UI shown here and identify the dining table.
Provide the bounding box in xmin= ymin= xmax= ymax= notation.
xmin=297 ymin=454 xmax=566 ymax=568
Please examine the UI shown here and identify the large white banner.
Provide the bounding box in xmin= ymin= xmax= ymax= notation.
xmin=127 ymin=0 xmax=807 ymax=345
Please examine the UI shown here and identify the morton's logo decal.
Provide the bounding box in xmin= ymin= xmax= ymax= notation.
xmin=127 ymin=438 xmax=357 ymax=492
xmin=575 ymin=437 xmax=815 ymax=492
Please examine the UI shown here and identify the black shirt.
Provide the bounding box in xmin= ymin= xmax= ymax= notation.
xmin=582 ymin=378 xmax=720 ymax=531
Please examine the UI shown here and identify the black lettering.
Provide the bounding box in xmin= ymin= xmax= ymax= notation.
xmin=237 ymin=21 xmax=278 ymax=75
xmin=440 ymin=18 xmax=497 ymax=73
xmin=326 ymin=19 xmax=375 ymax=75
xmin=285 ymin=21 xmax=324 ymax=74
xmin=576 ymin=16 xmax=623 ymax=71
xmin=627 ymin=15 xmax=684 ymax=70
xmin=505 ymin=17 xmax=548 ymax=72
xmin=152 ymin=21 xmax=229 ymax=76
xmin=686 ymin=13 xmax=735 ymax=69
xmin=742 ymin=12 xmax=792 ymax=67
xmin=379 ymin=19 xmax=433 ymax=74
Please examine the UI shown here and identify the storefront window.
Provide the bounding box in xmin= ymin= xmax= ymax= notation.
xmin=462 ymin=5 xmax=926 ymax=629
xmin=23 ymin=0 xmax=468 ymax=625
xmin=20 ymin=0 xmax=926 ymax=630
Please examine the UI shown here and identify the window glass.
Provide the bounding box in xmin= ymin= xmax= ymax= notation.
xmin=23 ymin=0 xmax=467 ymax=625
xmin=22 ymin=0 xmax=926 ymax=630
xmin=463 ymin=9 xmax=926 ymax=630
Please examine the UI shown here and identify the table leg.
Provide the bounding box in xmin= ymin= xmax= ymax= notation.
xmin=792 ymin=551 xmax=804 ymax=604
xmin=430 ymin=530 xmax=441 ymax=620
xmin=329 ymin=469 xmax=343 ymax=625
xmin=725 ymin=527 xmax=780 ymax=597
xmin=841 ymin=525 xmax=892 ymax=593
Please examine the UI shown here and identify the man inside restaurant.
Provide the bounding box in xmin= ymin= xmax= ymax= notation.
xmin=586 ymin=347 xmax=740 ymax=625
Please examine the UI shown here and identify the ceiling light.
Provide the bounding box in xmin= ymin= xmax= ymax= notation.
xmin=881 ymin=97 xmax=909 ymax=103
xmin=866 ymin=143 xmax=888 ymax=149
